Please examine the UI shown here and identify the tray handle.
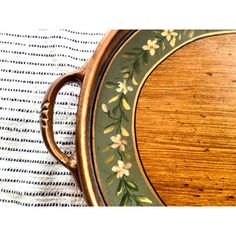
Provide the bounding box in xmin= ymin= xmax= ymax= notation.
xmin=40 ymin=68 xmax=85 ymax=189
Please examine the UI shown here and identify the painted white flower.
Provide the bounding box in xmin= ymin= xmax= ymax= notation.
xmin=161 ymin=30 xmax=178 ymax=47
xmin=102 ymin=103 xmax=108 ymax=113
xmin=112 ymin=160 xmax=132 ymax=178
xmin=161 ymin=29 xmax=178 ymax=41
xmin=110 ymin=134 xmax=127 ymax=152
xmin=116 ymin=79 xmax=133 ymax=95
xmin=142 ymin=39 xmax=159 ymax=56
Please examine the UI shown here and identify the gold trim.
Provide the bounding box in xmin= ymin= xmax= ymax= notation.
xmin=78 ymin=30 xmax=121 ymax=206
xmin=77 ymin=30 xmax=133 ymax=206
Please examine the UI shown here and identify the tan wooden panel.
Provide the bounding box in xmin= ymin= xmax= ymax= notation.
xmin=136 ymin=34 xmax=236 ymax=206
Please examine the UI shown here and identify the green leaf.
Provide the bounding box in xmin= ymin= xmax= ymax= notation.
xmin=108 ymin=95 xmax=119 ymax=104
xmin=120 ymin=67 xmax=129 ymax=73
xmin=122 ymin=52 xmax=138 ymax=59
xmin=101 ymin=103 xmax=108 ymax=113
xmin=105 ymin=82 xmax=116 ymax=89
xmin=103 ymin=123 xmax=116 ymax=134
xmin=105 ymin=154 xmax=115 ymax=164
xmin=133 ymin=59 xmax=141 ymax=74
xmin=153 ymin=36 xmax=161 ymax=41
xmin=101 ymin=145 xmax=111 ymax=153
xmin=132 ymin=47 xmax=142 ymax=52
xmin=119 ymin=194 xmax=129 ymax=206
xmin=131 ymin=76 xmax=138 ymax=86
xmin=122 ymin=98 xmax=131 ymax=110
xmin=162 ymin=42 xmax=165 ymax=50
xmin=125 ymin=180 xmax=139 ymax=191
xmin=121 ymin=126 xmax=129 ymax=136
xmin=116 ymin=180 xmax=124 ymax=196
xmin=153 ymin=30 xmax=162 ymax=34
xmin=124 ymin=175 xmax=133 ymax=182
xmin=106 ymin=174 xmax=116 ymax=186
xmin=142 ymin=51 xmax=149 ymax=66
xmin=123 ymin=72 xmax=130 ymax=79
xmin=170 ymin=36 xmax=176 ymax=47
xmin=188 ymin=30 xmax=195 ymax=38
xmin=136 ymin=196 xmax=153 ymax=204
xmin=135 ymin=200 xmax=143 ymax=206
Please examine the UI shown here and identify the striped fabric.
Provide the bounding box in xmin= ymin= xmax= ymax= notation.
xmin=0 ymin=29 xmax=105 ymax=206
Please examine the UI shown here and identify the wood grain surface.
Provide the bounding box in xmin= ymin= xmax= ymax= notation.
xmin=135 ymin=34 xmax=236 ymax=206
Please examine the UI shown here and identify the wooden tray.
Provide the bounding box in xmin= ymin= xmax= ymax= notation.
xmin=41 ymin=30 xmax=236 ymax=206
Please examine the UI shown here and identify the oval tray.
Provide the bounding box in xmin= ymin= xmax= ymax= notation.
xmin=41 ymin=30 xmax=236 ymax=206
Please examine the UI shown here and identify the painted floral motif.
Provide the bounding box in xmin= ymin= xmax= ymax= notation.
xmin=111 ymin=134 xmax=127 ymax=152
xmin=102 ymin=103 xmax=108 ymax=113
xmin=161 ymin=29 xmax=178 ymax=47
xmin=142 ymin=39 xmax=159 ymax=56
xmin=161 ymin=29 xmax=178 ymax=40
xmin=112 ymin=160 xmax=132 ymax=178
xmin=101 ymin=30 xmax=196 ymax=206
xmin=116 ymin=80 xmax=133 ymax=95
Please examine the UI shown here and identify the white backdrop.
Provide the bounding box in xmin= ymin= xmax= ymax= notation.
xmin=0 ymin=29 xmax=105 ymax=206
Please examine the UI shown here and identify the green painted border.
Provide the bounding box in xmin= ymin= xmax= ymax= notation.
xmin=93 ymin=30 xmax=236 ymax=206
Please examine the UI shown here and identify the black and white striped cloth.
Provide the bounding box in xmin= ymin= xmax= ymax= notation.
xmin=0 ymin=29 xmax=105 ymax=206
